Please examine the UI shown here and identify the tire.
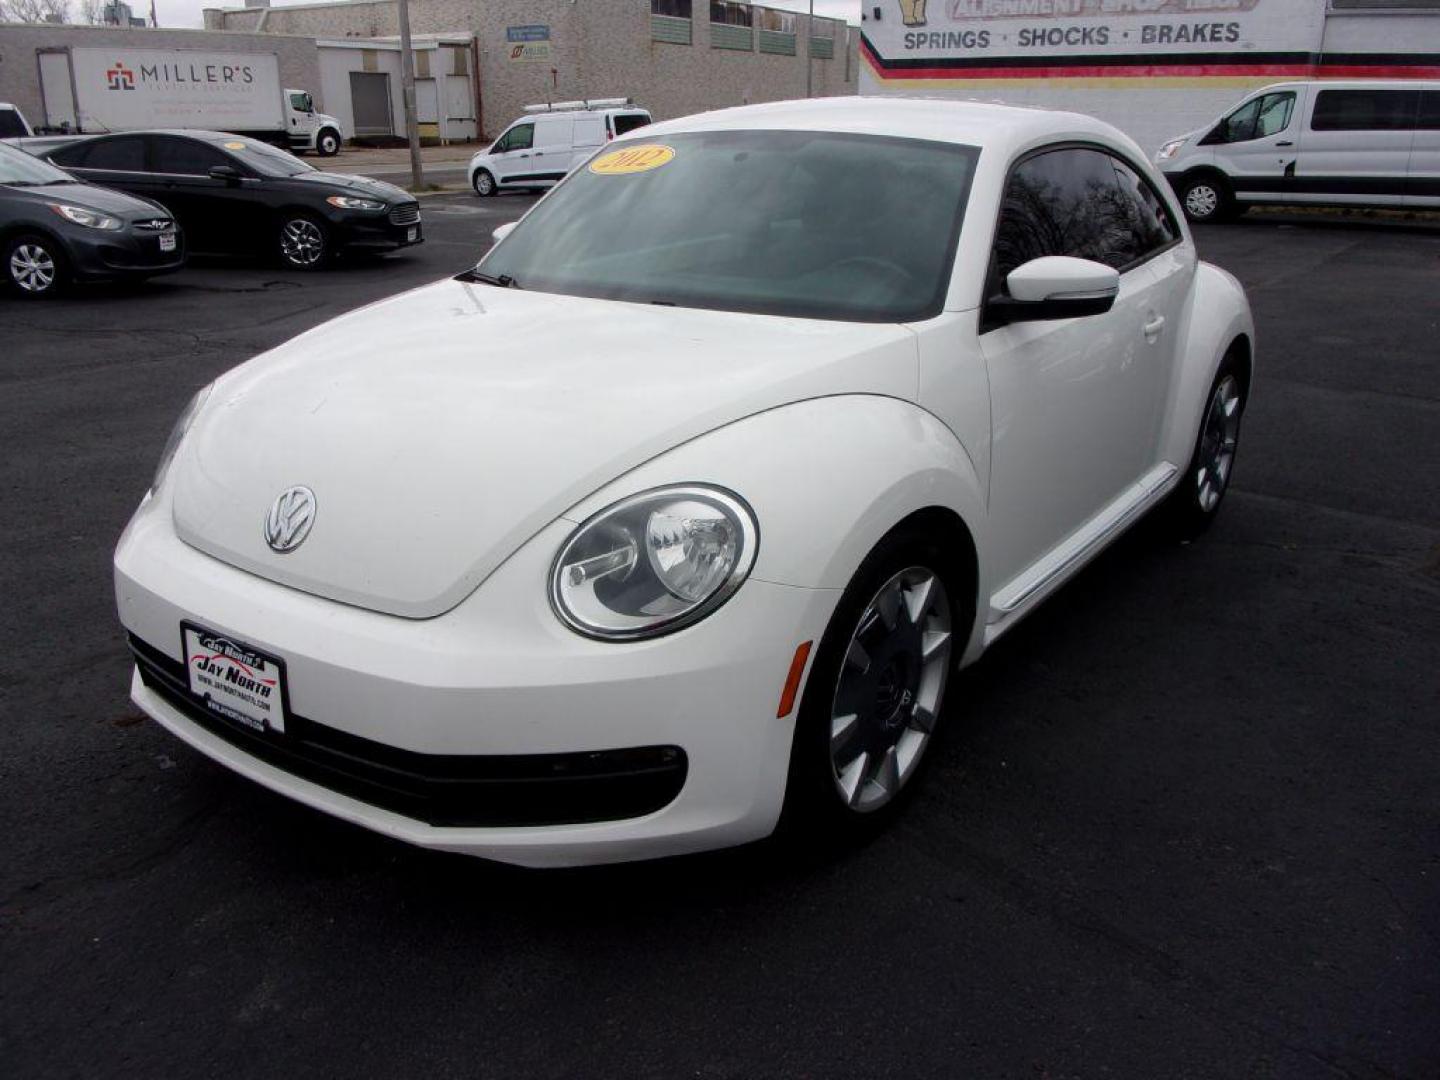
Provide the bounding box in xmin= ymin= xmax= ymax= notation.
xmin=780 ymin=525 xmax=967 ymax=842
xmin=1161 ymin=350 xmax=1248 ymax=540
xmin=472 ymin=169 xmax=496 ymax=197
xmin=276 ymin=213 xmax=329 ymax=270
xmin=316 ymin=129 xmax=341 ymax=157
xmin=4 ymin=233 xmax=67 ymax=298
xmin=1179 ymin=173 xmax=1236 ymax=223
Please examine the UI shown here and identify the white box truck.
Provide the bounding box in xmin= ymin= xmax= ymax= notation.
xmin=28 ymin=46 xmax=342 ymax=156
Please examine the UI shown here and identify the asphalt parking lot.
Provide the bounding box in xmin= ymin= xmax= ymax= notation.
xmin=2 ymin=198 xmax=1437 ymax=1079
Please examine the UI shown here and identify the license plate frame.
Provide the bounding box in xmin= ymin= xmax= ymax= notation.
xmin=407 ymin=226 xmax=418 ymax=242
xmin=158 ymin=233 xmax=177 ymax=253
xmin=181 ymin=621 xmax=288 ymax=735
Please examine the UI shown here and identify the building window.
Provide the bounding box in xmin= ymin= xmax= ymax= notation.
xmin=711 ymin=0 xmax=754 ymax=49
xmin=809 ymin=17 xmax=836 ymax=59
xmin=653 ymin=0 xmax=693 ymax=44
xmin=756 ymin=7 xmax=796 ymax=54
xmin=711 ymin=1 xmax=752 ymax=25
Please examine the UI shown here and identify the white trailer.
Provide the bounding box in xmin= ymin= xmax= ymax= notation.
xmin=34 ymin=46 xmax=343 ymax=155
xmin=859 ymin=0 xmax=1440 ymax=153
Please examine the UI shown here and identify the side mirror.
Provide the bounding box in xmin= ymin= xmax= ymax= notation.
xmin=209 ymin=165 xmax=242 ymax=183
xmin=491 ymin=222 xmax=517 ymax=244
xmin=987 ymin=256 xmax=1119 ymax=327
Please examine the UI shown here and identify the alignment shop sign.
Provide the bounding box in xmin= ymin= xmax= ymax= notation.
xmin=862 ymin=0 xmax=1331 ymax=85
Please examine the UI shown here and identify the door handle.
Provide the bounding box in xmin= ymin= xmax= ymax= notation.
xmin=1275 ymin=140 xmax=1294 ymax=147
xmin=518 ymin=153 xmax=530 ymax=158
xmin=1143 ymin=315 xmax=1165 ymax=338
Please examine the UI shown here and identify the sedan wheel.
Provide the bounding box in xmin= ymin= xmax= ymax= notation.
xmin=830 ymin=566 xmax=952 ymax=813
xmin=278 ymin=216 xmax=327 ymax=269
xmin=1161 ymin=354 xmax=1248 ymax=538
xmin=6 ymin=236 xmax=62 ymax=297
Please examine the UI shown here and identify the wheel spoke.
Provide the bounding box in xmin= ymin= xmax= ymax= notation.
xmin=910 ymin=702 xmax=936 ymax=734
xmin=875 ymin=746 xmax=900 ymax=796
xmin=875 ymin=584 xmax=901 ymax=631
xmin=921 ymin=629 xmax=951 ymax=661
xmin=838 ymin=752 xmax=870 ymax=808
xmin=902 ymin=575 xmax=934 ymax=626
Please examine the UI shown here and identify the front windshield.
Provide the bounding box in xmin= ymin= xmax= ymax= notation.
xmin=476 ymin=129 xmax=979 ymax=322
xmin=0 ymin=141 xmax=74 ymax=186
xmin=224 ymin=138 xmax=314 ymax=177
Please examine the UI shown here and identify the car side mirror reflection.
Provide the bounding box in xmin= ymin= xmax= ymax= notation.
xmin=491 ymin=222 xmax=517 ymax=244
xmin=209 ymin=165 xmax=242 ymax=183
xmin=987 ymin=256 xmax=1119 ymax=327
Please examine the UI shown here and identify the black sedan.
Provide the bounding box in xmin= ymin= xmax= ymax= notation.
xmin=1 ymin=140 xmax=183 ymax=298
xmin=47 ymin=130 xmax=422 ymax=270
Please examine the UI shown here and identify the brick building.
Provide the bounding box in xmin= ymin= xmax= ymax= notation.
xmin=204 ymin=0 xmax=860 ymax=139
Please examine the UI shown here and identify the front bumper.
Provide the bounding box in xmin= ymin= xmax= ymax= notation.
xmin=330 ymin=203 xmax=423 ymax=252
xmin=65 ymin=225 xmax=185 ymax=280
xmin=115 ymin=489 xmax=838 ymax=867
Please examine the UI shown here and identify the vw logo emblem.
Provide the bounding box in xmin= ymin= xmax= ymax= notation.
xmin=263 ymin=486 xmax=317 ymax=553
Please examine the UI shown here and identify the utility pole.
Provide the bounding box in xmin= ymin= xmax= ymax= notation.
xmin=805 ymin=0 xmax=814 ymax=98
xmin=396 ymin=0 xmax=425 ymax=191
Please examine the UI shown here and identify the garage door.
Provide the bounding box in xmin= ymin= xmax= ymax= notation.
xmin=349 ymin=72 xmax=393 ymax=137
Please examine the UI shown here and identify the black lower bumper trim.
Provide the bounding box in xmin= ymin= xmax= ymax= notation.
xmin=129 ymin=634 xmax=687 ymax=828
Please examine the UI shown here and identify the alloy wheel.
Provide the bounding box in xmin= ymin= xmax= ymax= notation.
xmin=280 ymin=219 xmax=325 ymax=266
xmin=1185 ymin=183 xmax=1219 ymax=219
xmin=10 ymin=243 xmax=56 ymax=293
xmin=1196 ymin=374 xmax=1242 ymax=512
xmin=474 ymin=171 xmax=495 ymax=197
xmin=829 ymin=566 xmax=952 ymax=813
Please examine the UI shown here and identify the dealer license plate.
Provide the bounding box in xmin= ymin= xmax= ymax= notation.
xmin=407 ymin=226 xmax=418 ymax=242
xmin=159 ymin=233 xmax=177 ymax=253
xmin=182 ymin=622 xmax=286 ymax=734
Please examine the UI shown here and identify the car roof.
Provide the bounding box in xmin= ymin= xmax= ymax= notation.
xmin=638 ymin=95 xmax=1131 ymax=158
xmin=70 ymin=129 xmax=262 ymax=144
xmin=1251 ymin=79 xmax=1440 ymax=91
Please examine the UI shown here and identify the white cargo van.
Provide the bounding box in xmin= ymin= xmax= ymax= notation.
xmin=469 ymin=99 xmax=652 ymax=196
xmin=1156 ymin=80 xmax=1440 ymax=221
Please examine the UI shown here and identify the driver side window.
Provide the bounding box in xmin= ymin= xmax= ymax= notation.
xmin=1216 ymin=92 xmax=1295 ymax=143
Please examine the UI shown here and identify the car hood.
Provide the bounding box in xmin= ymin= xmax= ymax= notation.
xmin=291 ymin=170 xmax=412 ymax=202
xmin=10 ymin=180 xmax=166 ymax=219
xmin=170 ymin=279 xmax=919 ymax=618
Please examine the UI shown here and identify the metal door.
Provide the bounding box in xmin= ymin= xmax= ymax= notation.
xmin=348 ymin=72 xmax=393 ymax=137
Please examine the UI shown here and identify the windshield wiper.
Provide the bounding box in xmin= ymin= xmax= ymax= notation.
xmin=458 ymin=268 xmax=522 ymax=289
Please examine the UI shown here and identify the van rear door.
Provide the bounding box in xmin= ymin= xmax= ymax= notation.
xmin=1293 ymin=87 xmax=1418 ymax=206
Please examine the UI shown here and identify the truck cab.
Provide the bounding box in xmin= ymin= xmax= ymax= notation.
xmin=284 ymin=89 xmax=343 ymax=157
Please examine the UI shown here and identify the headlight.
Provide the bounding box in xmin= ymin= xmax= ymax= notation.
xmin=1156 ymin=138 xmax=1187 ymax=162
xmin=151 ymin=384 xmax=213 ymax=494
xmin=550 ymin=485 xmax=759 ymax=640
xmin=48 ymin=203 xmax=122 ymax=230
xmin=326 ymin=195 xmax=385 ymax=211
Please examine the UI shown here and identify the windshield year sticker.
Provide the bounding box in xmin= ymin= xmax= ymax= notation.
xmin=589 ymin=144 xmax=675 ymax=176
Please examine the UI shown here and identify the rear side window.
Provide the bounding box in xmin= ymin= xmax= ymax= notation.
xmin=1110 ymin=157 xmax=1180 ymax=259
xmin=992 ymin=147 xmax=1165 ymax=283
xmin=61 ymin=136 xmax=146 ymax=171
xmin=534 ymin=118 xmax=574 ymax=148
xmin=0 ymin=108 xmax=27 ymax=138
xmin=1311 ymin=89 xmax=1419 ymax=131
xmin=151 ymin=136 xmax=232 ymax=175
xmin=612 ymin=113 xmax=652 ymax=138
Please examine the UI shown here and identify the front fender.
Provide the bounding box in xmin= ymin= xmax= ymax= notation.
xmin=1160 ymin=260 xmax=1255 ymax=469
xmin=562 ymin=394 xmax=989 ymax=638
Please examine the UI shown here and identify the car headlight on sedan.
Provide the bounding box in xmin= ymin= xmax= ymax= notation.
xmin=48 ymin=203 xmax=122 ymax=230
xmin=151 ymin=383 xmax=213 ymax=494
xmin=551 ymin=485 xmax=759 ymax=640
xmin=326 ymin=195 xmax=386 ymax=211
xmin=1156 ymin=138 xmax=1187 ymax=162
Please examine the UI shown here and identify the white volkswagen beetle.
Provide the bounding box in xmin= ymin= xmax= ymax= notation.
xmin=114 ymin=98 xmax=1253 ymax=867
